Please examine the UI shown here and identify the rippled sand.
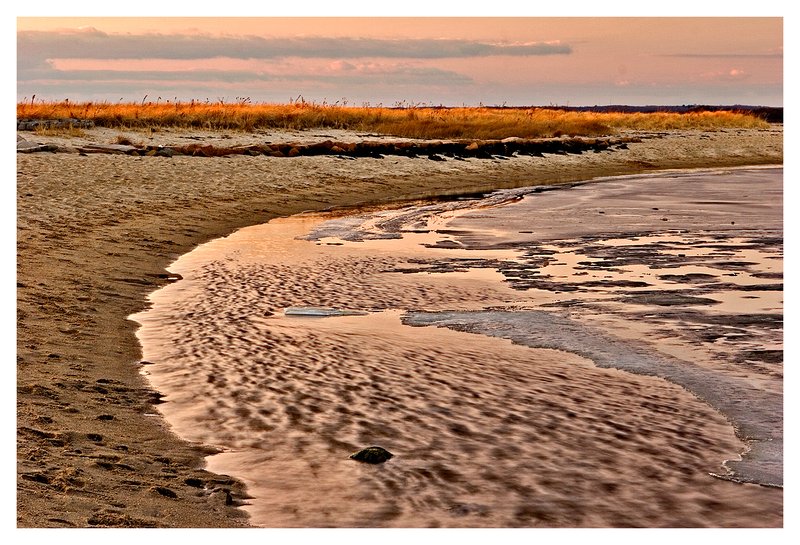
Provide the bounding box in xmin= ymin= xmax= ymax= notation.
xmin=133 ymin=168 xmax=782 ymax=527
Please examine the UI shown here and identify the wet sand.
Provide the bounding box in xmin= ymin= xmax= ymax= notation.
xmin=16 ymin=126 xmax=782 ymax=527
xmin=133 ymin=167 xmax=782 ymax=527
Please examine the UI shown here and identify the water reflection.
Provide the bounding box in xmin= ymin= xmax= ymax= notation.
xmin=132 ymin=167 xmax=782 ymax=527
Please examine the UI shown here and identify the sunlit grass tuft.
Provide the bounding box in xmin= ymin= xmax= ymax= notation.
xmin=17 ymin=100 xmax=770 ymax=139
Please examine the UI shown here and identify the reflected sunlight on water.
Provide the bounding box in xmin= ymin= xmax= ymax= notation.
xmin=131 ymin=167 xmax=782 ymax=527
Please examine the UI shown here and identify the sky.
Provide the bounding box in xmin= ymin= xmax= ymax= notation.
xmin=14 ymin=8 xmax=785 ymax=107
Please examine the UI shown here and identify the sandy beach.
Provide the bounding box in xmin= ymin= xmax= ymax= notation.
xmin=16 ymin=126 xmax=783 ymax=528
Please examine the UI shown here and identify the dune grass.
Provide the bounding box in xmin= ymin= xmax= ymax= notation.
xmin=17 ymin=100 xmax=770 ymax=139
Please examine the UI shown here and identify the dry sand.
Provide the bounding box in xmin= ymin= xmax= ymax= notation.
xmin=16 ymin=126 xmax=783 ymax=528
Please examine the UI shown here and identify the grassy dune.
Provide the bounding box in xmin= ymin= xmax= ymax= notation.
xmin=17 ymin=101 xmax=770 ymax=139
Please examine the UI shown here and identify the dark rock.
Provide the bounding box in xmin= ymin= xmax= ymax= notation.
xmin=17 ymin=118 xmax=94 ymax=131
xmin=17 ymin=141 xmax=59 ymax=153
xmin=349 ymin=446 xmax=394 ymax=464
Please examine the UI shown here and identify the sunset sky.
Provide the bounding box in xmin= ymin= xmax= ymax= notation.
xmin=15 ymin=10 xmax=784 ymax=107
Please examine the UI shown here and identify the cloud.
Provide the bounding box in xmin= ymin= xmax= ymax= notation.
xmin=701 ymin=67 xmax=751 ymax=81
xmin=662 ymin=53 xmax=782 ymax=59
xmin=20 ymin=63 xmax=473 ymax=87
xmin=327 ymin=60 xmax=357 ymax=72
xmin=18 ymin=29 xmax=573 ymax=64
xmin=19 ymin=29 xmax=531 ymax=98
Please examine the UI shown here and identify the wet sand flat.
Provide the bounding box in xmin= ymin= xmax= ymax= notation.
xmin=133 ymin=167 xmax=782 ymax=527
xmin=16 ymin=126 xmax=782 ymax=527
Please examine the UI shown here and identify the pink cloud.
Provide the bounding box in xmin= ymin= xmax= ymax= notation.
xmin=701 ymin=67 xmax=750 ymax=81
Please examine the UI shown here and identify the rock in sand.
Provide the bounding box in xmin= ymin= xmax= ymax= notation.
xmin=349 ymin=446 xmax=394 ymax=464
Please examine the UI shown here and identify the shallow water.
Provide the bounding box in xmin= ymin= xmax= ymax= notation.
xmin=132 ymin=167 xmax=782 ymax=527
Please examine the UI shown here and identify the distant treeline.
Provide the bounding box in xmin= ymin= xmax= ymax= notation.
xmin=554 ymin=105 xmax=783 ymax=123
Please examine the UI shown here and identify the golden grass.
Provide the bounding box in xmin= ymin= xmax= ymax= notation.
xmin=17 ymin=100 xmax=770 ymax=139
xmin=32 ymin=125 xmax=87 ymax=138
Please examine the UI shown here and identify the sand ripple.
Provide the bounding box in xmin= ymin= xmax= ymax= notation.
xmin=132 ymin=168 xmax=782 ymax=527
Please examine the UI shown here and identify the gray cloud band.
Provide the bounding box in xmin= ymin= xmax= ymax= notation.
xmin=19 ymin=66 xmax=473 ymax=86
xmin=18 ymin=29 xmax=573 ymax=63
